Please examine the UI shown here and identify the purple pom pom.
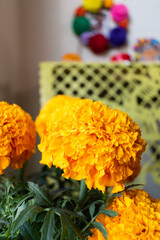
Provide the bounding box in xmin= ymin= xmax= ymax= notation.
xmin=110 ymin=27 xmax=127 ymax=47
xmin=80 ymin=31 xmax=95 ymax=45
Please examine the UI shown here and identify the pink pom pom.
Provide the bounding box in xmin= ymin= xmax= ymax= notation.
xmin=111 ymin=4 xmax=128 ymax=23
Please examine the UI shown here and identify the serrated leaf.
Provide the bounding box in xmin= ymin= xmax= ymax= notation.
xmin=92 ymin=222 xmax=107 ymax=240
xmin=64 ymin=218 xmax=76 ymax=240
xmin=65 ymin=216 xmax=84 ymax=240
xmin=14 ymin=202 xmax=27 ymax=220
xmin=20 ymin=222 xmax=40 ymax=240
xmin=59 ymin=212 xmax=84 ymax=240
xmin=41 ymin=209 xmax=55 ymax=240
xmin=52 ymin=190 xmax=68 ymax=201
xmin=100 ymin=209 xmax=118 ymax=217
xmin=0 ymin=219 xmax=8 ymax=225
xmin=89 ymin=200 xmax=105 ymax=218
xmin=89 ymin=204 xmax=96 ymax=219
xmin=35 ymin=212 xmax=46 ymax=223
xmin=55 ymin=208 xmax=88 ymax=225
xmin=78 ymin=179 xmax=87 ymax=203
xmin=76 ymin=211 xmax=87 ymax=220
xmin=60 ymin=215 xmax=70 ymax=240
xmin=15 ymin=194 xmax=32 ymax=210
xmin=13 ymin=205 xmax=42 ymax=232
xmin=61 ymin=197 xmax=72 ymax=208
xmin=28 ymin=182 xmax=52 ymax=207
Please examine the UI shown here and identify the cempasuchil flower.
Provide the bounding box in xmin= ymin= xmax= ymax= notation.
xmin=38 ymin=97 xmax=146 ymax=193
xmin=35 ymin=95 xmax=79 ymax=137
xmin=88 ymin=189 xmax=160 ymax=240
xmin=0 ymin=102 xmax=36 ymax=173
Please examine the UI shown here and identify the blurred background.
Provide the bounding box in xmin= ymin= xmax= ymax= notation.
xmin=1 ymin=0 xmax=160 ymax=197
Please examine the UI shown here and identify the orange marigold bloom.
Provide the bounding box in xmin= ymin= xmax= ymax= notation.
xmin=88 ymin=189 xmax=160 ymax=240
xmin=35 ymin=95 xmax=79 ymax=137
xmin=0 ymin=102 xmax=36 ymax=173
xmin=38 ymin=98 xmax=146 ymax=193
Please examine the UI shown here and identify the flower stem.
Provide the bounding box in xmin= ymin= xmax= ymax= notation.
xmin=78 ymin=179 xmax=87 ymax=204
xmin=18 ymin=162 xmax=27 ymax=182
xmin=81 ymin=211 xmax=100 ymax=233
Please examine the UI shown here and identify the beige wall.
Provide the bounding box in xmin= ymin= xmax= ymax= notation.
xmin=18 ymin=0 xmax=81 ymax=93
xmin=0 ymin=0 xmax=19 ymax=102
xmin=2 ymin=0 xmax=160 ymax=104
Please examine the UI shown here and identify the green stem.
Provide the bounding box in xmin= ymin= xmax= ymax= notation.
xmin=6 ymin=194 xmax=11 ymax=215
xmin=18 ymin=162 xmax=27 ymax=182
xmin=102 ymin=188 xmax=109 ymax=202
xmin=81 ymin=211 xmax=100 ymax=234
xmin=78 ymin=179 xmax=87 ymax=204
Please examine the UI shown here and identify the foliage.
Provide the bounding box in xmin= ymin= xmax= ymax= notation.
xmin=0 ymin=97 xmax=149 ymax=239
xmin=0 ymin=173 xmax=120 ymax=240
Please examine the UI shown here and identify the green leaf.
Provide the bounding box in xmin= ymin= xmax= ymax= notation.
xmin=41 ymin=209 xmax=55 ymax=240
xmin=56 ymin=208 xmax=87 ymax=224
xmin=89 ymin=200 xmax=104 ymax=218
xmin=15 ymin=193 xmax=32 ymax=210
xmin=78 ymin=179 xmax=87 ymax=204
xmin=35 ymin=212 xmax=46 ymax=223
xmin=28 ymin=182 xmax=52 ymax=207
xmin=100 ymin=209 xmax=118 ymax=217
xmin=89 ymin=204 xmax=95 ymax=219
xmin=0 ymin=237 xmax=13 ymax=240
xmin=14 ymin=202 xmax=27 ymax=220
xmin=65 ymin=216 xmax=84 ymax=240
xmin=60 ymin=213 xmax=84 ymax=240
xmin=92 ymin=222 xmax=107 ymax=240
xmin=125 ymin=184 xmax=144 ymax=191
xmin=0 ymin=219 xmax=8 ymax=225
xmin=64 ymin=218 xmax=76 ymax=240
xmin=60 ymin=215 xmax=70 ymax=240
xmin=13 ymin=205 xmax=42 ymax=233
xmin=20 ymin=222 xmax=40 ymax=240
xmin=52 ymin=190 xmax=69 ymax=201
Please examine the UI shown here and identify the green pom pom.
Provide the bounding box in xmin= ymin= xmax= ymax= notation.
xmin=72 ymin=17 xmax=91 ymax=36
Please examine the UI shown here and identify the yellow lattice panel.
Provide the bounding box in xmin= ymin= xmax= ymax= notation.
xmin=39 ymin=62 xmax=160 ymax=184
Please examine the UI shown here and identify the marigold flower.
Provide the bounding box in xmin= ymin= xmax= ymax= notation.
xmin=0 ymin=102 xmax=36 ymax=173
xmin=38 ymin=98 xmax=146 ymax=193
xmin=35 ymin=95 xmax=79 ymax=137
xmin=88 ymin=189 xmax=160 ymax=240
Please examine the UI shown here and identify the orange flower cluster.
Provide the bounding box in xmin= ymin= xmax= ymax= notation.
xmin=38 ymin=97 xmax=146 ymax=193
xmin=0 ymin=102 xmax=36 ymax=173
xmin=89 ymin=189 xmax=160 ymax=240
xmin=35 ymin=95 xmax=79 ymax=137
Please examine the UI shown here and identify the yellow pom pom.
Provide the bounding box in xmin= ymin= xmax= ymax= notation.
xmin=83 ymin=0 xmax=103 ymax=12
xmin=104 ymin=0 xmax=114 ymax=9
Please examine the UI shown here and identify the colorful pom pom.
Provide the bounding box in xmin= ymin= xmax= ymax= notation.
xmin=133 ymin=38 xmax=160 ymax=61
xmin=75 ymin=6 xmax=86 ymax=17
xmin=72 ymin=17 xmax=91 ymax=36
xmin=111 ymin=53 xmax=131 ymax=62
xmin=119 ymin=19 xmax=129 ymax=29
xmin=80 ymin=31 xmax=94 ymax=45
xmin=104 ymin=0 xmax=114 ymax=9
xmin=72 ymin=2 xmax=129 ymax=54
xmin=83 ymin=0 xmax=103 ymax=12
xmin=89 ymin=34 xmax=109 ymax=54
xmin=62 ymin=53 xmax=82 ymax=62
xmin=110 ymin=27 xmax=127 ymax=47
xmin=111 ymin=4 xmax=128 ymax=23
